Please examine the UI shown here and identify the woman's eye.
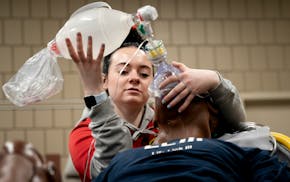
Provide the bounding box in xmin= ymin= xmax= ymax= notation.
xmin=140 ymin=73 xmax=149 ymax=78
xmin=120 ymin=70 xmax=128 ymax=75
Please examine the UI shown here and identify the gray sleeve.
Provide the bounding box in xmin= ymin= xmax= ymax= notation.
xmin=209 ymin=75 xmax=247 ymax=128
xmin=73 ymin=106 xmax=90 ymax=126
xmin=88 ymin=98 xmax=132 ymax=179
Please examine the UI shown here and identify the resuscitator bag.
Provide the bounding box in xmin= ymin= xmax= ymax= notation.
xmin=54 ymin=2 xmax=135 ymax=59
xmin=2 ymin=1 xmax=135 ymax=106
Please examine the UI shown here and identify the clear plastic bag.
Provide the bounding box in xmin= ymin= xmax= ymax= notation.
xmin=2 ymin=48 xmax=63 ymax=107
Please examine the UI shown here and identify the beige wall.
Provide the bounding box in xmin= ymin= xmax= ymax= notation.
xmin=0 ymin=0 xmax=290 ymax=176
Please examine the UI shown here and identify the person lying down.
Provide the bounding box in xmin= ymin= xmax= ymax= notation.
xmin=94 ymin=91 xmax=290 ymax=182
xmin=0 ymin=140 xmax=61 ymax=182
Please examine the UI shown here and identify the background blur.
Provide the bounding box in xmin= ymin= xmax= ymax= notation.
xmin=0 ymin=0 xmax=290 ymax=180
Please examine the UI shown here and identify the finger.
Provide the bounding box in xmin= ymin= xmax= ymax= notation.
xmin=178 ymin=93 xmax=195 ymax=113
xmin=159 ymin=75 xmax=179 ymax=89
xmin=172 ymin=61 xmax=187 ymax=72
xmin=76 ymin=32 xmax=86 ymax=62
xmin=96 ymin=43 xmax=105 ymax=64
xmin=87 ymin=36 xmax=93 ymax=61
xmin=166 ymin=86 xmax=190 ymax=109
xmin=65 ymin=38 xmax=79 ymax=63
xmin=162 ymin=81 xmax=186 ymax=104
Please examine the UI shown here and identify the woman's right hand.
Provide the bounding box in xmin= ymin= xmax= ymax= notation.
xmin=65 ymin=32 xmax=105 ymax=96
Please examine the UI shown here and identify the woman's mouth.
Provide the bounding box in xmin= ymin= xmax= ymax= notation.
xmin=126 ymin=88 xmax=141 ymax=94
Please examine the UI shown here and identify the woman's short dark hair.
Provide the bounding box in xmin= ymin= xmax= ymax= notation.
xmin=103 ymin=28 xmax=147 ymax=75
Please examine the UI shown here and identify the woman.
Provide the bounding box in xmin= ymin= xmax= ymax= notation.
xmin=66 ymin=30 xmax=246 ymax=181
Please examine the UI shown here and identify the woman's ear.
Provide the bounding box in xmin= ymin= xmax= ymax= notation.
xmin=102 ymin=74 xmax=108 ymax=90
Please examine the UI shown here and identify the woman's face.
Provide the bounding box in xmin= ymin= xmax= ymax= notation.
xmin=104 ymin=46 xmax=153 ymax=107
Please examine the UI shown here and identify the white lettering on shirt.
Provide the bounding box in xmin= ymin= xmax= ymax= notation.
xmin=144 ymin=137 xmax=203 ymax=156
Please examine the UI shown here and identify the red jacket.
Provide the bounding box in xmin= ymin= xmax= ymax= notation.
xmin=69 ymin=117 xmax=158 ymax=182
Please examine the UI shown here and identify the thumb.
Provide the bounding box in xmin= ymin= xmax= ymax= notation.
xmin=172 ymin=61 xmax=187 ymax=72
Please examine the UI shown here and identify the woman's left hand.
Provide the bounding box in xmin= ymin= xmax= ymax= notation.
xmin=159 ymin=61 xmax=220 ymax=113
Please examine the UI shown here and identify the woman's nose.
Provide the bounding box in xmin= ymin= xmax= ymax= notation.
xmin=128 ymin=71 xmax=140 ymax=84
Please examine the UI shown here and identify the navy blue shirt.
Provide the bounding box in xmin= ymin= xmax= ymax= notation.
xmin=94 ymin=138 xmax=289 ymax=182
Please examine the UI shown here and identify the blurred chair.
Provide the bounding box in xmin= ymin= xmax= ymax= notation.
xmin=271 ymin=131 xmax=290 ymax=167
xmin=0 ymin=140 xmax=62 ymax=182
